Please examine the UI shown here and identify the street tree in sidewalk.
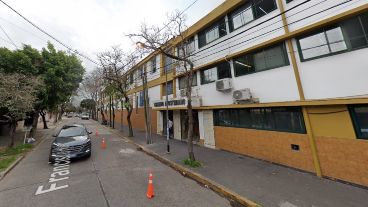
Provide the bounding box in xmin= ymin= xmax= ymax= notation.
xmin=80 ymin=69 xmax=104 ymax=120
xmin=97 ymin=46 xmax=138 ymax=137
xmin=128 ymin=11 xmax=197 ymax=161
xmin=0 ymin=73 xmax=43 ymax=147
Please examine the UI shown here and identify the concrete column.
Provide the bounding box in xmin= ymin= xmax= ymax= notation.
xmin=157 ymin=111 xmax=163 ymax=135
xmin=173 ymin=110 xmax=181 ymax=140
xmin=199 ymin=110 xmax=216 ymax=149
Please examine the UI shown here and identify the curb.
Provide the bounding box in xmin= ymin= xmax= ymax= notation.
xmin=0 ymin=155 xmax=25 ymax=180
xmin=0 ymin=122 xmax=61 ymax=181
xmin=104 ymin=125 xmax=260 ymax=207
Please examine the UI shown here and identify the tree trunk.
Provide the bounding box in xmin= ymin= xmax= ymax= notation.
xmin=127 ymin=107 xmax=133 ymax=137
xmin=8 ymin=120 xmax=17 ymax=148
xmin=186 ymin=65 xmax=195 ymax=161
xmin=112 ymin=98 xmax=115 ymax=129
xmin=187 ymin=98 xmax=195 ymax=161
xmin=40 ymin=111 xmax=48 ymax=129
xmin=29 ymin=110 xmax=40 ymax=138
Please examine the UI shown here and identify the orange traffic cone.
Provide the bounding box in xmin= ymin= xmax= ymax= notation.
xmin=101 ymin=138 xmax=106 ymax=149
xmin=95 ymin=129 xmax=99 ymax=136
xmin=146 ymin=173 xmax=154 ymax=199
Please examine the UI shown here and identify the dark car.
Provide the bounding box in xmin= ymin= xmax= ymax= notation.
xmin=49 ymin=124 xmax=92 ymax=163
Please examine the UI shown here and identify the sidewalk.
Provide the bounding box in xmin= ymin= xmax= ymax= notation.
xmin=112 ymin=125 xmax=368 ymax=207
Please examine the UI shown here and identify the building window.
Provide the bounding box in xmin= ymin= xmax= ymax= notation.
xmin=178 ymin=37 xmax=195 ymax=57
xmin=163 ymin=51 xmax=173 ymax=73
xmin=150 ymin=57 xmax=157 ymax=74
xmin=297 ymin=12 xmax=368 ymax=61
xmin=139 ymin=91 xmax=144 ymax=107
xmin=214 ymin=107 xmax=306 ymax=134
xmin=233 ymin=43 xmax=289 ymax=77
xmin=229 ymin=0 xmax=277 ymax=32
xmin=178 ymin=73 xmax=197 ymax=90
xmin=129 ymin=73 xmax=134 ymax=84
xmin=200 ymin=61 xmax=231 ymax=85
xmin=198 ymin=18 xmax=227 ymax=48
xmin=349 ymin=105 xmax=368 ymax=139
xmin=162 ymin=81 xmax=173 ymax=96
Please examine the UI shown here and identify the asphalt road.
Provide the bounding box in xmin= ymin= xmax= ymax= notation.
xmin=0 ymin=118 xmax=231 ymax=207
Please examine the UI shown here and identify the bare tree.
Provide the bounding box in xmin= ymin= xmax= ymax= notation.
xmin=97 ymin=46 xmax=138 ymax=137
xmin=81 ymin=69 xmax=104 ymax=120
xmin=0 ymin=73 xmax=43 ymax=147
xmin=128 ymin=11 xmax=197 ymax=161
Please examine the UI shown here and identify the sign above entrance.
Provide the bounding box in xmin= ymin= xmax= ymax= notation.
xmin=153 ymin=98 xmax=201 ymax=109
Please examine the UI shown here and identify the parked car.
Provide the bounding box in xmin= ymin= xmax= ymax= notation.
xmin=81 ymin=113 xmax=89 ymax=120
xmin=67 ymin=113 xmax=73 ymax=118
xmin=49 ymin=124 xmax=92 ymax=163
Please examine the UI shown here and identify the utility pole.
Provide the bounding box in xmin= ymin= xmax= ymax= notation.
xmin=143 ymin=66 xmax=152 ymax=144
xmin=165 ymin=64 xmax=170 ymax=153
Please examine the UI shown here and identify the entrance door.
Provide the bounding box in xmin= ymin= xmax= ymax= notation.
xmin=162 ymin=110 xmax=173 ymax=138
xmin=180 ymin=110 xmax=200 ymax=142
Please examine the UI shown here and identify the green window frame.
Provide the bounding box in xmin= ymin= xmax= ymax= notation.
xmin=233 ymin=42 xmax=289 ymax=77
xmin=213 ymin=107 xmax=306 ymax=134
xmin=162 ymin=81 xmax=173 ymax=96
xmin=349 ymin=105 xmax=368 ymax=139
xmin=200 ymin=61 xmax=232 ymax=85
xmin=296 ymin=12 xmax=368 ymax=61
xmin=178 ymin=73 xmax=197 ymax=90
xmin=229 ymin=0 xmax=277 ymax=32
xmin=198 ymin=18 xmax=227 ymax=48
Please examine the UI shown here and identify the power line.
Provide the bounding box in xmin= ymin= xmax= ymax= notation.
xmin=0 ymin=35 xmax=17 ymax=48
xmin=0 ymin=24 xmax=18 ymax=48
xmin=0 ymin=0 xmax=99 ymax=66
xmin=126 ymin=0 xmax=359 ymax=86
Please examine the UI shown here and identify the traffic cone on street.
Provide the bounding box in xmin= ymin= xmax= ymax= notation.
xmin=101 ymin=138 xmax=106 ymax=149
xmin=95 ymin=129 xmax=99 ymax=137
xmin=146 ymin=173 xmax=154 ymax=199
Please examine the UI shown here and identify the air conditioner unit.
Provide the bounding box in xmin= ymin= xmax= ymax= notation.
xmin=216 ymin=78 xmax=232 ymax=91
xmin=233 ymin=89 xmax=252 ymax=101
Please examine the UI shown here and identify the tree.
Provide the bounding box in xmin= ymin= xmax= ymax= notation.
xmin=128 ymin=11 xmax=197 ymax=160
xmin=80 ymin=68 xmax=104 ymax=120
xmin=0 ymin=73 xmax=43 ymax=147
xmin=39 ymin=43 xmax=85 ymax=127
xmin=97 ymin=46 xmax=137 ymax=137
xmin=80 ymin=99 xmax=96 ymax=117
xmin=0 ymin=43 xmax=84 ymax=133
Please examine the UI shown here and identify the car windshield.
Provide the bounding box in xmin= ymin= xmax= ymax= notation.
xmin=58 ymin=126 xmax=86 ymax=137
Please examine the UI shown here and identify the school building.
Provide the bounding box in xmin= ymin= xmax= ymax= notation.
xmin=101 ymin=0 xmax=368 ymax=187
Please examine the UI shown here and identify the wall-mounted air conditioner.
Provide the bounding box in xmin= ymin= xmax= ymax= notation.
xmin=233 ymin=89 xmax=252 ymax=102
xmin=216 ymin=78 xmax=232 ymax=91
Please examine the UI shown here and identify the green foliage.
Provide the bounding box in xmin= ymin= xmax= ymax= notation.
xmin=0 ymin=144 xmax=33 ymax=156
xmin=0 ymin=42 xmax=85 ymax=116
xmin=80 ymin=99 xmax=96 ymax=110
xmin=183 ymin=158 xmax=202 ymax=168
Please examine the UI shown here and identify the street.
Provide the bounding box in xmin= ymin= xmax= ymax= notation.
xmin=0 ymin=118 xmax=231 ymax=207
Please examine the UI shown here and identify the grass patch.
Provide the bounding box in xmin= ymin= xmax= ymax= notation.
xmin=0 ymin=144 xmax=33 ymax=172
xmin=0 ymin=144 xmax=33 ymax=156
xmin=0 ymin=156 xmax=18 ymax=171
xmin=183 ymin=158 xmax=202 ymax=168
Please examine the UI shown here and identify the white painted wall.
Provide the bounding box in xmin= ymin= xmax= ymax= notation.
xmin=148 ymin=85 xmax=160 ymax=107
xmin=198 ymin=110 xmax=216 ymax=149
xmin=294 ymin=40 xmax=368 ymax=100
xmin=285 ymin=0 xmax=368 ymax=32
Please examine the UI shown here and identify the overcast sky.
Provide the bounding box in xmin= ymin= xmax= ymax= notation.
xmin=0 ymin=0 xmax=225 ymax=71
